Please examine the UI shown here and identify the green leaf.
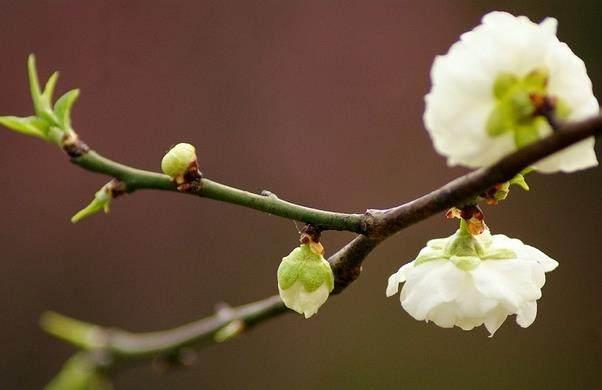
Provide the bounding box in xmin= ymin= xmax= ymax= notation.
xmin=54 ymin=89 xmax=80 ymax=130
xmin=0 ymin=115 xmax=48 ymax=139
xmin=509 ymin=173 xmax=530 ymax=191
xmin=43 ymin=71 xmax=59 ymax=102
xmin=71 ymin=186 xmax=112 ymax=223
xmin=27 ymin=54 xmax=43 ymax=117
xmin=27 ymin=54 xmax=60 ymax=126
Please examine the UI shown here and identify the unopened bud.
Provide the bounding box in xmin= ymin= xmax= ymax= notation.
xmin=277 ymin=243 xmax=334 ymax=319
xmin=71 ymin=180 xmax=125 ymax=223
xmin=161 ymin=143 xmax=199 ymax=185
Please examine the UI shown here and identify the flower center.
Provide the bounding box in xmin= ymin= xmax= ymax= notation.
xmin=486 ymin=68 xmax=571 ymax=147
xmin=415 ymin=220 xmax=517 ymax=271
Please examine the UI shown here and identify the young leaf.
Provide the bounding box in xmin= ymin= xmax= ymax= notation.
xmin=0 ymin=115 xmax=48 ymax=139
xmin=54 ymin=89 xmax=80 ymax=130
xmin=42 ymin=71 xmax=59 ymax=102
xmin=27 ymin=54 xmax=43 ymax=117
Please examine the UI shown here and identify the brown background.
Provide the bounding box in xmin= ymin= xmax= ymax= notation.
xmin=0 ymin=1 xmax=600 ymax=389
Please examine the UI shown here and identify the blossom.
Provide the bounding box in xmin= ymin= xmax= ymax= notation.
xmin=386 ymin=223 xmax=558 ymax=336
xmin=277 ymin=243 xmax=334 ymax=318
xmin=424 ymin=11 xmax=598 ymax=173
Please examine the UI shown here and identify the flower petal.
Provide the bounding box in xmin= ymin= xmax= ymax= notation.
xmin=516 ymin=301 xmax=538 ymax=328
xmin=471 ymin=260 xmax=541 ymax=311
xmin=401 ymin=261 xmax=466 ymax=320
xmin=484 ymin=306 xmax=509 ymax=337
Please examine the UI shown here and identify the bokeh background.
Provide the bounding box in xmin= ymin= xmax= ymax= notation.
xmin=0 ymin=1 xmax=600 ymax=389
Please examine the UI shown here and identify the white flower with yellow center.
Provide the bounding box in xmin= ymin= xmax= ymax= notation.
xmin=386 ymin=222 xmax=558 ymax=336
xmin=424 ymin=11 xmax=598 ymax=173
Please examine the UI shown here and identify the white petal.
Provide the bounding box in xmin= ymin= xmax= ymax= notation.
xmin=279 ymin=281 xmax=330 ymax=319
xmin=471 ymin=260 xmax=541 ymax=311
xmin=401 ymin=261 xmax=466 ymax=320
xmin=386 ymin=262 xmax=413 ymax=297
xmin=484 ymin=306 xmax=509 ymax=337
xmin=516 ymin=301 xmax=538 ymax=328
xmin=427 ymin=302 xmax=458 ymax=328
xmin=456 ymin=317 xmax=484 ymax=331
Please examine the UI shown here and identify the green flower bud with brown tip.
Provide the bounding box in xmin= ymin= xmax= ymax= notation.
xmin=161 ymin=143 xmax=199 ymax=184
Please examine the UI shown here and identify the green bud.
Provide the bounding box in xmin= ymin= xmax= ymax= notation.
xmin=161 ymin=143 xmax=198 ymax=182
xmin=509 ymin=170 xmax=530 ymax=191
xmin=277 ymin=244 xmax=334 ymax=318
xmin=214 ymin=320 xmax=245 ymax=343
xmin=71 ymin=181 xmax=123 ymax=223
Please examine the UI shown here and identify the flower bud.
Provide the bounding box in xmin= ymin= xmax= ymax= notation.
xmin=277 ymin=243 xmax=334 ymax=318
xmin=71 ymin=180 xmax=125 ymax=223
xmin=161 ymin=143 xmax=199 ymax=184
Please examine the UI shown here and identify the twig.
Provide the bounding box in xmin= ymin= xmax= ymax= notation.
xmin=43 ymin=113 xmax=602 ymax=381
xmin=73 ymin=151 xmax=364 ymax=232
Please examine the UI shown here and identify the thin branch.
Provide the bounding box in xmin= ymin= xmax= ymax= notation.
xmin=44 ymin=113 xmax=602 ymax=381
xmin=367 ymin=114 xmax=602 ymax=237
xmin=41 ymin=295 xmax=286 ymax=360
xmin=73 ymin=151 xmax=364 ymax=232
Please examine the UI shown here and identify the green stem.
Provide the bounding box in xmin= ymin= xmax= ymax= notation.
xmin=73 ymin=151 xmax=364 ymax=232
xmin=41 ymin=295 xmax=286 ymax=359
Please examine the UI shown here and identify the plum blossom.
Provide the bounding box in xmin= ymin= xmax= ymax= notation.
xmin=386 ymin=223 xmax=558 ymax=336
xmin=424 ymin=11 xmax=598 ymax=173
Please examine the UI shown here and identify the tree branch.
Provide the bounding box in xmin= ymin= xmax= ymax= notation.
xmin=44 ymin=113 xmax=602 ymax=383
xmin=41 ymin=295 xmax=286 ymax=360
xmin=73 ymin=151 xmax=364 ymax=232
xmin=368 ymin=114 xmax=602 ymax=237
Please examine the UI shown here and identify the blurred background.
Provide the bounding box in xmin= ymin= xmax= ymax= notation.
xmin=0 ymin=1 xmax=600 ymax=389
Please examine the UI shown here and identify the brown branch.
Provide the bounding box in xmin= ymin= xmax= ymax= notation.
xmin=43 ymin=113 xmax=602 ymax=383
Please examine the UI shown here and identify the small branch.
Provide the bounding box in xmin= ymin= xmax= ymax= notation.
xmin=367 ymin=113 xmax=602 ymax=237
xmin=41 ymin=295 xmax=286 ymax=360
xmin=43 ymin=113 xmax=602 ymax=382
xmin=72 ymin=151 xmax=364 ymax=232
xmin=41 ymin=237 xmax=379 ymax=376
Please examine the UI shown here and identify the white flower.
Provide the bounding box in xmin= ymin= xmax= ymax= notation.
xmin=386 ymin=226 xmax=558 ymax=336
xmin=424 ymin=11 xmax=598 ymax=173
xmin=279 ymin=281 xmax=331 ymax=319
xmin=277 ymin=244 xmax=334 ymax=318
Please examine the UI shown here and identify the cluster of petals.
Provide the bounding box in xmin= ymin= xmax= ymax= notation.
xmin=424 ymin=11 xmax=598 ymax=172
xmin=386 ymin=229 xmax=558 ymax=336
